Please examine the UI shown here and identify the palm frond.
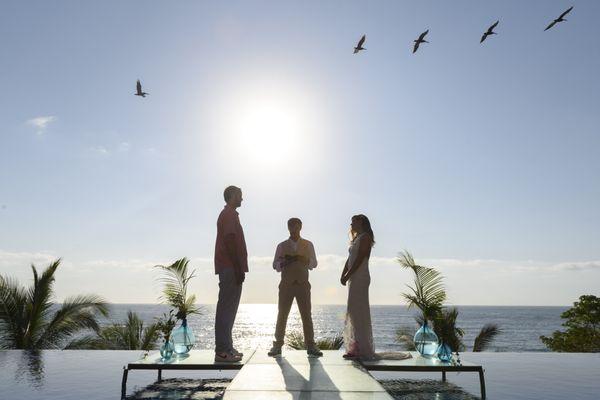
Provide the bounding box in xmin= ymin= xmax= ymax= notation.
xmin=25 ymin=261 xmax=60 ymax=347
xmin=398 ymin=251 xmax=446 ymax=320
xmin=155 ymin=258 xmax=199 ymax=319
xmin=64 ymin=335 xmax=108 ymax=350
xmin=473 ymin=323 xmax=501 ymax=352
xmin=0 ymin=275 xmax=29 ymax=348
xmin=36 ymin=294 xmax=109 ymax=349
xmin=433 ymin=307 xmax=465 ymax=352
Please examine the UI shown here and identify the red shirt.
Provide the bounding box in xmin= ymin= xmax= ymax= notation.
xmin=214 ymin=205 xmax=248 ymax=274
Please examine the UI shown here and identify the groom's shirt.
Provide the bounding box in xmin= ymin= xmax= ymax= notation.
xmin=273 ymin=237 xmax=317 ymax=284
xmin=214 ymin=204 xmax=248 ymax=274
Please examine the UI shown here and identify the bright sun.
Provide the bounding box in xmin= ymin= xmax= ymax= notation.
xmin=235 ymin=99 xmax=302 ymax=165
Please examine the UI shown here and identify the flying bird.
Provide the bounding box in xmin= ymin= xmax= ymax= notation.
xmin=354 ymin=35 xmax=366 ymax=54
xmin=544 ymin=6 xmax=573 ymax=31
xmin=135 ymin=80 xmax=149 ymax=97
xmin=413 ymin=30 xmax=429 ymax=53
xmin=481 ymin=20 xmax=499 ymax=43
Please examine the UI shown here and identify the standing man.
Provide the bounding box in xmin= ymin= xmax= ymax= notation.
xmin=214 ymin=185 xmax=248 ymax=362
xmin=268 ymin=218 xmax=323 ymax=357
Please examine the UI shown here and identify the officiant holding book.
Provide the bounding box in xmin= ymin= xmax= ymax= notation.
xmin=268 ymin=217 xmax=323 ymax=357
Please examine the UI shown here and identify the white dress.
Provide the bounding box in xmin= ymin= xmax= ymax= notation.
xmin=343 ymin=233 xmax=376 ymax=360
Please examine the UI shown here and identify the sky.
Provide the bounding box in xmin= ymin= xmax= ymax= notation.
xmin=1 ymin=1 xmax=599 ymax=306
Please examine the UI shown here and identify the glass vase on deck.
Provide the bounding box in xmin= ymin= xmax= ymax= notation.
xmin=437 ymin=341 xmax=453 ymax=362
xmin=159 ymin=339 xmax=174 ymax=360
xmin=171 ymin=318 xmax=195 ymax=355
xmin=414 ymin=321 xmax=439 ymax=357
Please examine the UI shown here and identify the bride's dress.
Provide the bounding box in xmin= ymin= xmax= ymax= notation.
xmin=343 ymin=233 xmax=411 ymax=361
xmin=343 ymin=232 xmax=376 ymax=359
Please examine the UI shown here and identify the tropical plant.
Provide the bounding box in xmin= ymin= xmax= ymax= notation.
xmin=156 ymin=310 xmax=177 ymax=343
xmin=285 ymin=330 xmax=344 ymax=350
xmin=396 ymin=251 xmax=502 ymax=352
xmin=540 ymin=295 xmax=600 ymax=352
xmin=398 ymin=251 xmax=446 ymax=322
xmin=0 ymin=259 xmax=109 ymax=350
xmin=473 ymin=324 xmax=502 ymax=352
xmin=155 ymin=258 xmax=200 ymax=320
xmin=432 ymin=307 xmax=465 ymax=352
xmin=67 ymin=311 xmax=160 ymax=350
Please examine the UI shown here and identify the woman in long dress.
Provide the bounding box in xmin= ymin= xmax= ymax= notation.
xmin=341 ymin=214 xmax=376 ymax=360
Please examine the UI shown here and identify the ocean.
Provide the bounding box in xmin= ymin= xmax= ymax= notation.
xmin=105 ymin=304 xmax=567 ymax=352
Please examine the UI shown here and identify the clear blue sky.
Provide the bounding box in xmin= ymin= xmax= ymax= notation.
xmin=1 ymin=1 xmax=599 ymax=305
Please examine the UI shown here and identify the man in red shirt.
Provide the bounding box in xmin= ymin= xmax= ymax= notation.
xmin=214 ymin=185 xmax=248 ymax=362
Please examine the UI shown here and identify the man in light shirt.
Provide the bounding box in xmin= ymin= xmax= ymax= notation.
xmin=268 ymin=217 xmax=323 ymax=357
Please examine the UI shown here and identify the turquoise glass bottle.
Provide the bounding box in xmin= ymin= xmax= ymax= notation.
xmin=171 ymin=318 xmax=195 ymax=355
xmin=413 ymin=321 xmax=439 ymax=357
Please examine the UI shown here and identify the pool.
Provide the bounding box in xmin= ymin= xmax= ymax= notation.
xmin=1 ymin=350 xmax=598 ymax=399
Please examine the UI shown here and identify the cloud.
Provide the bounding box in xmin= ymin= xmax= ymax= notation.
xmin=26 ymin=116 xmax=56 ymax=134
xmin=117 ymin=142 xmax=131 ymax=153
xmin=88 ymin=145 xmax=110 ymax=156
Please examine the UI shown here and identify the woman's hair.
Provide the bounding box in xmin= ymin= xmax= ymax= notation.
xmin=350 ymin=214 xmax=375 ymax=247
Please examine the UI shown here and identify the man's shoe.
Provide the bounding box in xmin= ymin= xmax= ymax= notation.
xmin=307 ymin=347 xmax=323 ymax=357
xmin=215 ymin=351 xmax=242 ymax=363
xmin=231 ymin=348 xmax=244 ymax=357
xmin=268 ymin=344 xmax=282 ymax=357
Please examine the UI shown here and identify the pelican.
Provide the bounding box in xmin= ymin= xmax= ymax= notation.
xmin=354 ymin=35 xmax=366 ymax=54
xmin=481 ymin=20 xmax=499 ymax=43
xmin=544 ymin=6 xmax=573 ymax=31
xmin=413 ymin=30 xmax=429 ymax=53
xmin=135 ymin=80 xmax=149 ymax=97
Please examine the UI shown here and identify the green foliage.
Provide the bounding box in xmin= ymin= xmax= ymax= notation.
xmin=432 ymin=307 xmax=465 ymax=352
xmin=396 ymin=251 xmax=501 ymax=352
xmin=473 ymin=324 xmax=502 ymax=352
xmin=540 ymin=295 xmax=600 ymax=352
xmin=285 ymin=330 xmax=344 ymax=350
xmin=155 ymin=258 xmax=200 ymax=320
xmin=68 ymin=311 xmax=159 ymax=350
xmin=0 ymin=259 xmax=108 ymax=350
xmin=398 ymin=251 xmax=446 ymax=322
xmin=155 ymin=310 xmax=177 ymax=342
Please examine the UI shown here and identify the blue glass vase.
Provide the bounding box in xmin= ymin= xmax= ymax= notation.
xmin=413 ymin=321 xmax=439 ymax=357
xmin=160 ymin=340 xmax=174 ymax=360
xmin=171 ymin=318 xmax=195 ymax=355
xmin=437 ymin=342 xmax=452 ymax=363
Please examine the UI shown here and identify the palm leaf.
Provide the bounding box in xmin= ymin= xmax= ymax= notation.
xmin=0 ymin=275 xmax=30 ymax=348
xmin=473 ymin=323 xmax=501 ymax=352
xmin=433 ymin=307 xmax=465 ymax=352
xmin=36 ymin=294 xmax=109 ymax=349
xmin=155 ymin=258 xmax=199 ymax=319
xmin=398 ymin=251 xmax=446 ymax=321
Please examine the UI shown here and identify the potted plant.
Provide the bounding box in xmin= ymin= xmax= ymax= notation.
xmin=155 ymin=258 xmax=200 ymax=355
xmin=156 ymin=310 xmax=177 ymax=360
xmin=398 ymin=251 xmax=446 ymax=357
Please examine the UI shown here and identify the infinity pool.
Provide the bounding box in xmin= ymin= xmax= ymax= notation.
xmin=1 ymin=350 xmax=598 ymax=399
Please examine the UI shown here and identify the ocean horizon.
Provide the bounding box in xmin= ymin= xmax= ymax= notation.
xmin=102 ymin=304 xmax=568 ymax=352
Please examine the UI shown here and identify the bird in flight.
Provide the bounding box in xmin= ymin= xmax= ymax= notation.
xmin=135 ymin=80 xmax=149 ymax=97
xmin=481 ymin=20 xmax=499 ymax=43
xmin=413 ymin=30 xmax=429 ymax=53
xmin=544 ymin=6 xmax=573 ymax=31
xmin=354 ymin=35 xmax=366 ymax=54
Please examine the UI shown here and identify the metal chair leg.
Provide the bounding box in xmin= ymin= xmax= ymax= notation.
xmin=158 ymin=369 xmax=162 ymax=382
xmin=442 ymin=371 xmax=446 ymax=382
xmin=479 ymin=369 xmax=486 ymax=399
xmin=121 ymin=367 xmax=129 ymax=399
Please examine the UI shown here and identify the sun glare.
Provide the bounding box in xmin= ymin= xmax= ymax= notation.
xmin=236 ymin=100 xmax=302 ymax=165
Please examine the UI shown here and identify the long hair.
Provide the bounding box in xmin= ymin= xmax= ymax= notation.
xmin=350 ymin=214 xmax=375 ymax=247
